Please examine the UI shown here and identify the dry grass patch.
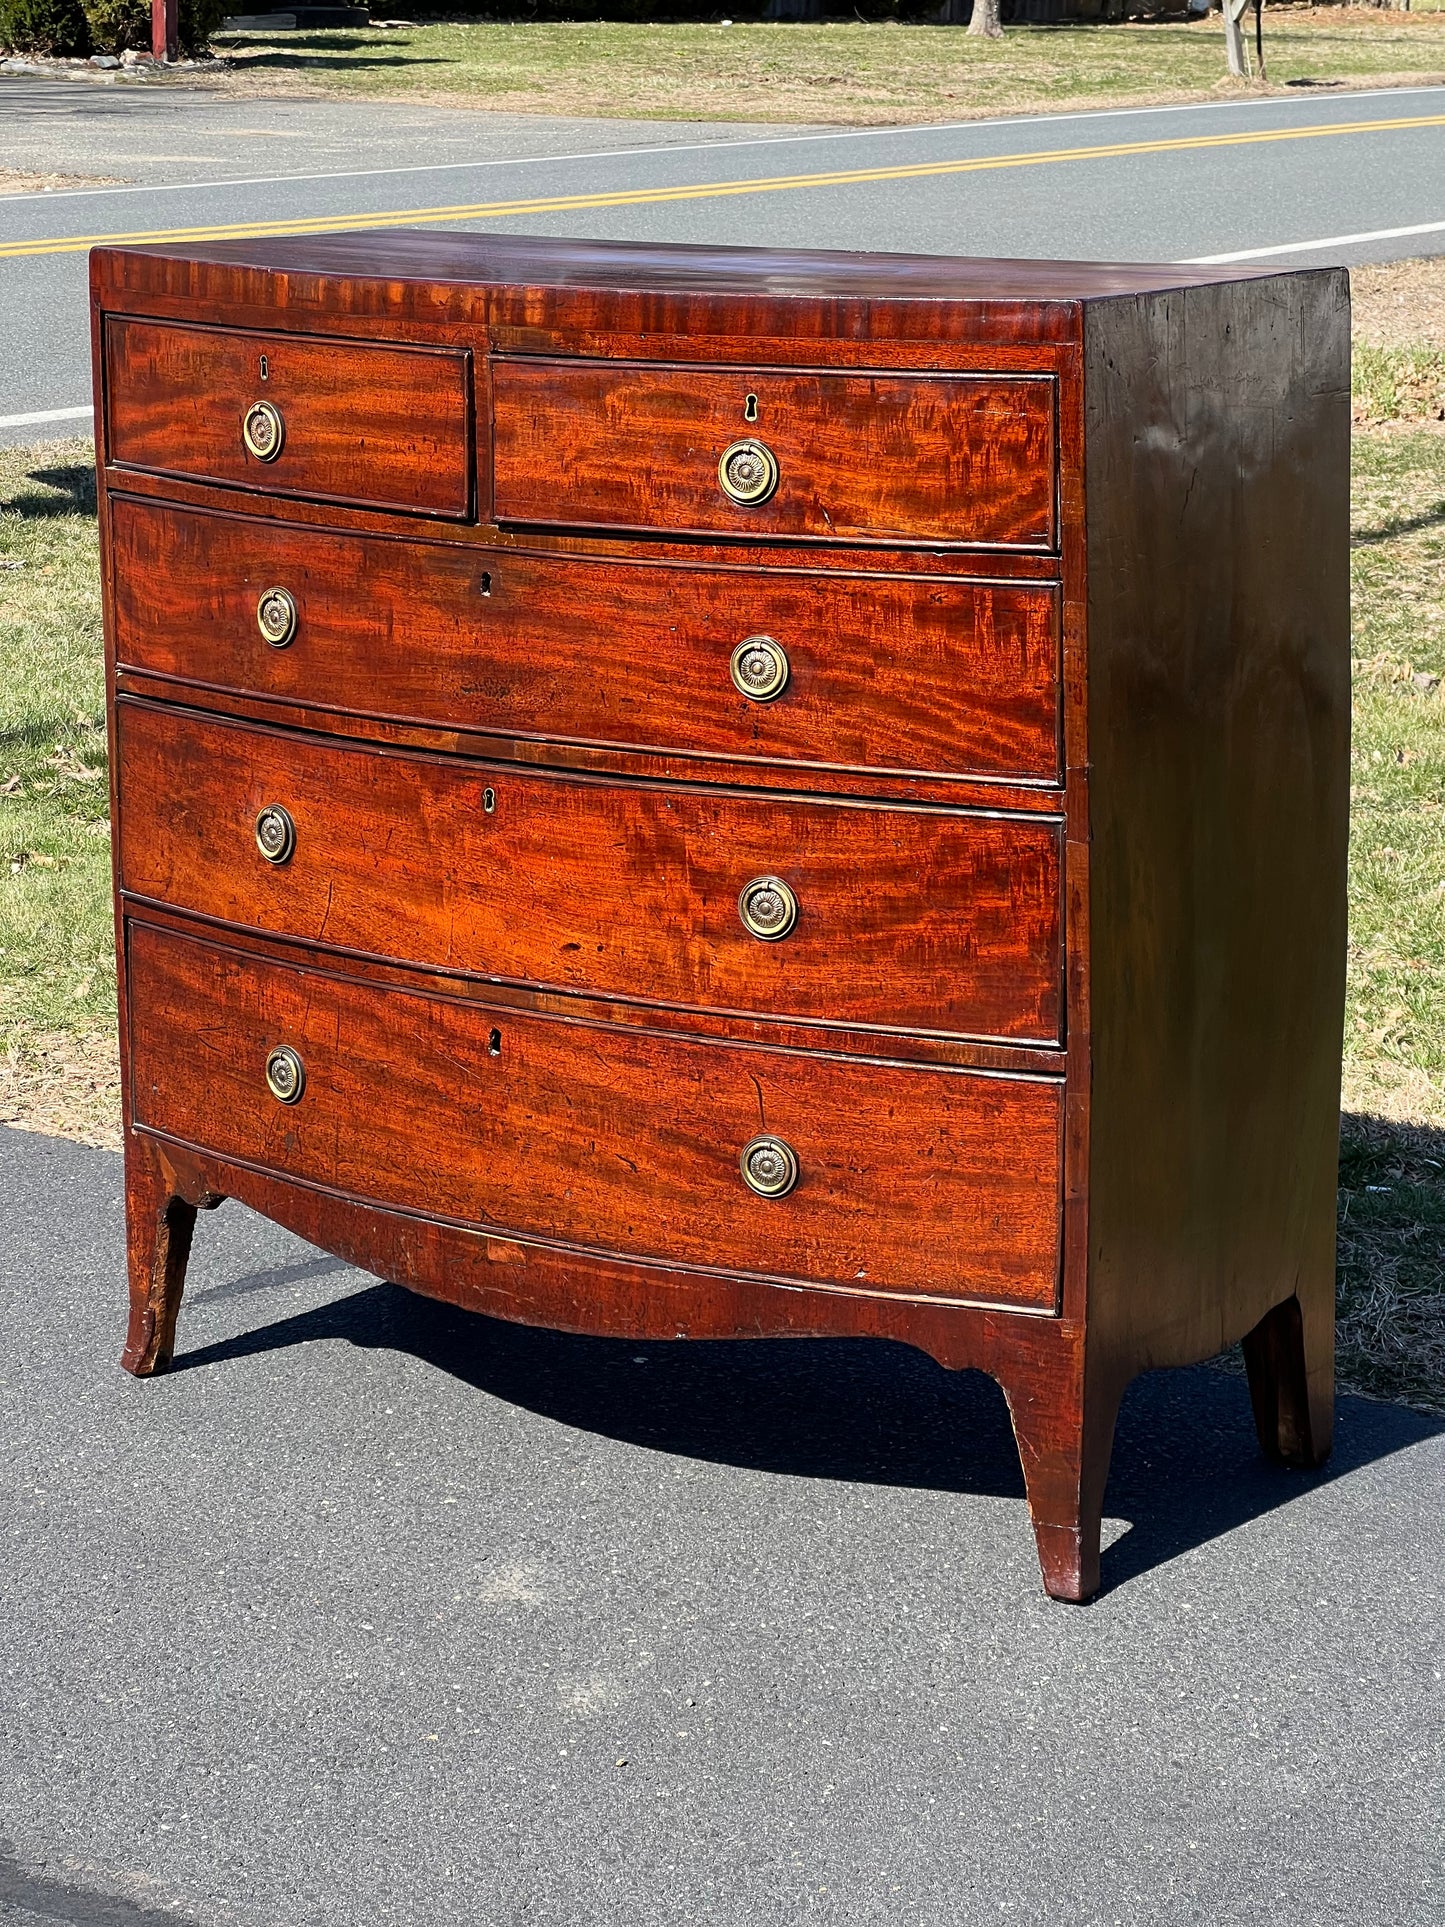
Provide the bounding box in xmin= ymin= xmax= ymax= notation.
xmin=0 ymin=169 xmax=126 ymax=195
xmin=1353 ymin=254 xmax=1445 ymax=428
xmin=0 ymin=1023 xmax=120 ymax=1151
xmin=1336 ymin=1115 xmax=1445 ymax=1415
xmin=1353 ymin=256 xmax=1445 ymax=351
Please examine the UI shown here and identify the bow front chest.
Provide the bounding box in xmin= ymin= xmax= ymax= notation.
xmin=93 ymin=234 xmax=1349 ymax=1600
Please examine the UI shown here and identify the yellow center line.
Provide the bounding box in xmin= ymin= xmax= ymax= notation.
xmin=4 ymin=110 xmax=1444 ymax=260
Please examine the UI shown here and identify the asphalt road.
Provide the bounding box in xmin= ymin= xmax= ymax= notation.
xmin=2 ymin=1124 xmax=1443 ymax=1926
xmin=3 ymin=77 xmax=1445 ymax=440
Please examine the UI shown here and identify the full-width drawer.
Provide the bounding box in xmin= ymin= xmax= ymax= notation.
xmin=116 ymin=701 xmax=1064 ymax=1044
xmin=109 ymin=498 xmax=1062 ymax=785
xmin=491 ymin=359 xmax=1056 ymax=548
xmin=127 ymin=921 xmax=1064 ymax=1310
xmin=103 ymin=319 xmax=473 ymax=518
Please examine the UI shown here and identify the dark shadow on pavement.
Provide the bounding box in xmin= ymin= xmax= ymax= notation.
xmin=171 ymin=1273 xmax=1443 ymax=1600
xmin=0 ymin=1842 xmax=200 ymax=1927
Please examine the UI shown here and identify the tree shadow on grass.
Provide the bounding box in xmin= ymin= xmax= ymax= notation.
xmin=1 ymin=463 xmax=96 ymax=520
xmin=1352 ymin=497 xmax=1445 ymax=546
xmin=220 ymin=36 xmax=448 ymax=71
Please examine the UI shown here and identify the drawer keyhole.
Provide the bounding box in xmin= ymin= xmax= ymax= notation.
xmin=480 ymin=571 xmax=492 ymax=596
xmin=744 ymin=392 xmax=758 ymax=423
xmin=488 ymin=1027 xmax=502 ymax=1057
xmin=483 ymin=787 xmax=496 ymax=813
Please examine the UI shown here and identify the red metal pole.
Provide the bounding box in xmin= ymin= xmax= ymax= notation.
xmin=151 ymin=0 xmax=179 ymax=61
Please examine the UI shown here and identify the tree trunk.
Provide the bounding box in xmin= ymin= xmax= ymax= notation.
xmin=1223 ymin=0 xmax=1250 ymax=75
xmin=967 ymin=0 xmax=1004 ymax=37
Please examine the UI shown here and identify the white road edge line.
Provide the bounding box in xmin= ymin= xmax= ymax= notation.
xmin=1186 ymin=216 xmax=1445 ymax=262
xmin=5 ymin=80 xmax=1445 ymax=205
xmin=0 ymin=404 xmax=93 ymax=427
xmin=8 ymin=209 xmax=1444 ymax=420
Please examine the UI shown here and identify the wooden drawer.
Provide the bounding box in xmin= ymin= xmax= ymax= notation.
xmin=103 ymin=319 xmax=473 ymax=518
xmin=127 ymin=920 xmax=1063 ymax=1309
xmin=116 ymin=701 xmax=1064 ymax=1044
xmin=492 ymin=359 xmax=1056 ymax=548
xmin=109 ymin=498 xmax=1062 ymax=785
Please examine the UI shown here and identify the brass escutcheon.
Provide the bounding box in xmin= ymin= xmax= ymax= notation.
xmin=738 ymin=874 xmax=798 ymax=942
xmin=255 ymin=804 xmax=296 ymax=866
xmin=730 ymin=635 xmax=789 ymax=703
xmin=256 ymin=586 xmax=298 ymax=648
xmin=265 ymin=1044 xmax=305 ymax=1105
xmin=241 ymin=399 xmax=284 ymax=462
xmin=739 ymin=1134 xmax=799 ymax=1199
xmin=717 ymin=438 xmax=779 ymax=507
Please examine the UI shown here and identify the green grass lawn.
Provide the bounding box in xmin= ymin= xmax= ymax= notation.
xmin=209 ymin=8 xmax=1445 ymax=122
xmin=1346 ymin=429 xmax=1445 ymax=1127
xmin=0 ymin=443 xmax=111 ymax=1041
xmin=2 ymin=376 xmax=1442 ymax=1410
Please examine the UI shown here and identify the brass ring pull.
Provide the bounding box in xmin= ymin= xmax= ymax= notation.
xmin=265 ymin=1045 xmax=305 ymax=1105
xmin=241 ymin=399 xmax=284 ymax=462
xmin=730 ymin=635 xmax=789 ymax=703
xmin=738 ymin=875 xmax=798 ymax=942
xmin=255 ymin=804 xmax=296 ymax=866
xmin=256 ymin=586 xmax=297 ymax=648
xmin=717 ymin=438 xmax=778 ymax=507
xmin=739 ymin=1134 xmax=799 ymax=1199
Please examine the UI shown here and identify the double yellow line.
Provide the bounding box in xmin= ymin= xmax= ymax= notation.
xmin=4 ymin=109 xmax=1443 ymax=260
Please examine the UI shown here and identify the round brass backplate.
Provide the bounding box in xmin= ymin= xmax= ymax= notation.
xmin=717 ymin=438 xmax=779 ymax=508
xmin=256 ymin=586 xmax=298 ymax=648
xmin=265 ymin=1044 xmax=306 ymax=1105
xmin=739 ymin=1134 xmax=799 ymax=1199
xmin=729 ymin=635 xmax=789 ymax=703
xmin=738 ymin=875 xmax=798 ymax=942
xmin=255 ymin=804 xmax=296 ymax=866
xmin=241 ymin=399 xmax=285 ymax=463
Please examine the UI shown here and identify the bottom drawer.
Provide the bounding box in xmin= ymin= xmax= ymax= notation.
xmin=127 ymin=922 xmax=1064 ymax=1311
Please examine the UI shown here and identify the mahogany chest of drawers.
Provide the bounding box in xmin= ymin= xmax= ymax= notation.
xmin=92 ymin=234 xmax=1350 ymax=1601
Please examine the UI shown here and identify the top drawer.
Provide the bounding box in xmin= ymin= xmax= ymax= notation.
xmin=103 ymin=319 xmax=474 ymax=520
xmin=492 ymin=359 xmax=1056 ymax=549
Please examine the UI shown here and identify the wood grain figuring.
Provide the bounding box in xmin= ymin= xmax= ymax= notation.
xmin=127 ymin=920 xmax=1065 ymax=1309
xmin=108 ymin=496 xmax=1062 ymax=784
xmin=94 ymin=234 xmax=1348 ymax=1603
xmin=116 ymin=700 xmax=1064 ymax=1042
xmin=104 ymin=317 xmax=473 ymax=518
xmin=492 ymin=359 xmax=1056 ymax=547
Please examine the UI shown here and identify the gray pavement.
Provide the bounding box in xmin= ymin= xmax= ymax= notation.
xmin=3 ymin=79 xmax=1445 ymax=438
xmin=1 ymin=1123 xmax=1442 ymax=1925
